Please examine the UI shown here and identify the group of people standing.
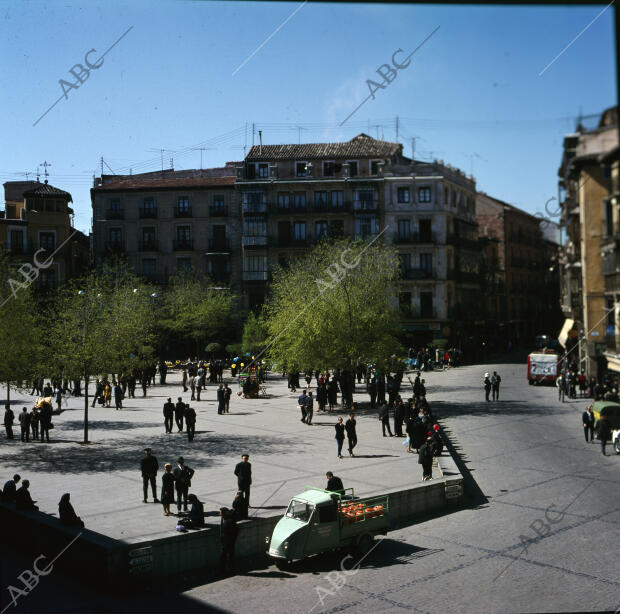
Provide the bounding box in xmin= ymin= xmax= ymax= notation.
xmin=162 ymin=397 xmax=197 ymax=441
xmin=4 ymin=402 xmax=53 ymax=443
xmin=483 ymin=371 xmax=502 ymax=401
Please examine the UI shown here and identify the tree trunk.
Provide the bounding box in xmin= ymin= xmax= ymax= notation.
xmin=5 ymin=381 xmax=10 ymax=409
xmin=83 ymin=376 xmax=89 ymax=443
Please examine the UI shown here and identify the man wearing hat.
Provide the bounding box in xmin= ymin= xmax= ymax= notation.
xmin=140 ymin=448 xmax=159 ymax=503
xmin=173 ymin=456 xmax=195 ymax=512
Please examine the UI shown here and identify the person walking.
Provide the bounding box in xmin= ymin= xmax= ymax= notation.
xmin=140 ymin=372 xmax=148 ymax=397
xmin=379 ymin=403 xmax=393 ymax=437
xmin=317 ymin=382 xmax=327 ymax=413
xmin=30 ymin=408 xmax=39 ymax=440
xmin=4 ymin=406 xmax=15 ymax=440
xmin=113 ymin=381 xmax=123 ymax=410
xmin=394 ymin=399 xmax=404 ymax=437
xmin=173 ymin=456 xmax=195 ymax=512
xmin=103 ymin=381 xmax=112 ymax=407
xmin=182 ymin=368 xmax=188 ymax=392
xmin=161 ymin=463 xmax=175 ymax=516
xmin=217 ymin=385 xmax=225 ymax=415
xmin=18 ymin=407 xmax=31 ymax=442
xmin=141 ymin=448 xmax=159 ymax=503
xmin=185 ymin=404 xmax=197 ymax=442
xmin=194 ymin=375 xmax=202 ymax=401
xmin=367 ymin=378 xmax=377 ymax=409
xmin=174 ymin=397 xmax=185 ymax=432
xmin=304 ymin=391 xmax=314 ymax=425
xmin=219 ymin=507 xmax=237 ymax=576
xmin=298 ymin=390 xmax=308 ymax=423
xmin=39 ymin=401 xmax=52 ymax=443
xmin=163 ymin=398 xmax=174 ymax=433
xmin=596 ymin=414 xmax=612 ymax=456
xmin=419 ymin=435 xmax=434 ymax=480
xmin=91 ymin=379 xmax=103 ymax=408
xmin=55 ymin=386 xmax=63 ymax=412
xmin=582 ymin=405 xmax=595 ymax=443
xmin=557 ymin=375 xmax=565 ymax=402
xmin=327 ymin=378 xmax=338 ymax=411
xmin=491 ymin=371 xmax=501 ymax=401
xmin=483 ymin=373 xmax=491 ymax=402
xmin=345 ymin=413 xmax=357 ymax=457
xmin=224 ymin=383 xmax=232 ymax=413
xmin=335 ymin=417 xmax=345 ymax=458
xmin=234 ymin=454 xmax=252 ymax=508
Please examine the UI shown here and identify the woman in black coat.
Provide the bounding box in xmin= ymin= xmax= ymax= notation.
xmin=161 ymin=463 xmax=175 ymax=516
xmin=335 ymin=417 xmax=345 ymax=458
xmin=327 ymin=379 xmax=338 ymax=411
xmin=59 ymin=493 xmax=84 ymax=528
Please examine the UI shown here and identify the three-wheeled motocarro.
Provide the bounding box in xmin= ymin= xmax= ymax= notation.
xmin=266 ymin=486 xmax=389 ymax=569
xmin=592 ymin=400 xmax=620 ymax=454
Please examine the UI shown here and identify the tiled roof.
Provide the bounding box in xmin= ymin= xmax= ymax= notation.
xmin=246 ymin=133 xmax=403 ymax=161
xmin=92 ymin=176 xmax=236 ymax=192
xmin=21 ymin=181 xmax=72 ymax=200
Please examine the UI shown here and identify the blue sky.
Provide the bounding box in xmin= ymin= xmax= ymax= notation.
xmin=0 ymin=1 xmax=616 ymax=232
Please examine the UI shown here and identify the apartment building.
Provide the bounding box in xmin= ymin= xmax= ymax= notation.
xmin=91 ymin=167 xmax=241 ymax=291
xmin=559 ymin=106 xmax=618 ymax=377
xmin=1 ymin=180 xmax=89 ymax=289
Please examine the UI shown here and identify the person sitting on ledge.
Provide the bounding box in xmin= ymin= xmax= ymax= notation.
xmin=15 ymin=480 xmax=38 ymax=511
xmin=59 ymin=493 xmax=84 ymax=528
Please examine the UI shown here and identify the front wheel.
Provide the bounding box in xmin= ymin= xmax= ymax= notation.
xmin=275 ymin=559 xmax=292 ymax=571
xmin=614 ymin=437 xmax=620 ymax=455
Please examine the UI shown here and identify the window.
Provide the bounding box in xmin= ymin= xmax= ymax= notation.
xmin=331 ymin=191 xmax=343 ymax=208
xmin=315 ymin=221 xmax=328 ymax=238
xmin=314 ymin=191 xmax=328 ymax=207
xmin=143 ymin=198 xmax=155 ymax=212
xmin=212 ymin=196 xmax=226 ymax=213
xmin=244 ymin=217 xmax=267 ymax=237
xmin=398 ymin=219 xmax=411 ymax=239
xmin=420 ymin=291 xmax=433 ymax=318
xmin=9 ymin=229 xmax=25 ymax=252
xmin=420 ymin=253 xmax=433 ymax=273
xmin=371 ymin=160 xmax=381 ymax=175
xmin=109 ymin=228 xmax=122 ymax=243
xmin=294 ymin=222 xmax=306 ymax=240
xmin=323 ymin=161 xmax=335 ymax=177
xmin=399 ymin=253 xmax=411 ymax=272
xmin=258 ymin=163 xmax=269 ymax=178
xmin=285 ymin=499 xmax=314 ymax=522
xmin=177 ymin=257 xmax=192 ymax=273
xmin=317 ymin=503 xmax=338 ymax=523
xmin=418 ymin=187 xmax=431 ymax=203
xmin=142 ymin=227 xmax=156 ymax=241
xmin=347 ymin=161 xmax=358 ymax=177
xmin=606 ymin=199 xmax=614 ymax=237
xmin=39 ymin=268 xmax=56 ymax=289
xmin=244 ymin=255 xmax=268 ymax=280
xmin=355 ymin=189 xmax=375 ymax=210
xmin=176 ymin=225 xmax=191 ymax=241
xmin=110 ymin=199 xmax=121 ymax=213
xmin=294 ymin=192 xmax=306 ymax=210
xmin=178 ymin=197 xmax=190 ymax=213
xmin=397 ymin=187 xmax=410 ymax=203
xmin=355 ymin=216 xmax=378 ymax=238
xmin=277 ymin=193 xmax=290 ymax=210
xmin=243 ymin=192 xmax=264 ymax=213
xmin=142 ymin=259 xmax=156 ymax=277
xmin=296 ymin=162 xmax=307 ymax=177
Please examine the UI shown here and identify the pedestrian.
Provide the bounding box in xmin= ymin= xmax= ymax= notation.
xmin=15 ymin=479 xmax=38 ymax=511
xmin=185 ymin=404 xmax=197 ymax=442
xmin=195 ymin=375 xmax=202 ymax=401
xmin=345 ymin=412 xmax=357 ymax=457
xmin=317 ymin=382 xmax=327 ymax=413
xmin=557 ymin=375 xmax=566 ymax=402
xmin=491 ymin=371 xmax=501 ymax=401
xmin=367 ymin=377 xmax=377 ymax=409
xmin=217 ymin=384 xmax=225 ymax=415
xmin=483 ymin=373 xmax=491 ymax=402
xmin=582 ymin=405 xmax=595 ymax=443
xmin=103 ymin=380 xmax=112 ymax=407
xmin=405 ymin=414 xmax=416 ymax=453
xmin=39 ymin=401 xmax=52 ymax=443
xmin=596 ymin=414 xmax=612 ymax=456
xmin=305 ymin=371 xmax=312 ymax=388
xmin=327 ymin=378 xmax=338 ymax=411
xmin=304 ymin=391 xmax=314 ymax=425
xmin=234 ymin=454 xmax=252 ymax=508
xmin=182 ymin=368 xmax=188 ymax=392
xmin=30 ymin=407 xmax=39 ymax=441
xmin=335 ymin=417 xmax=345 ymax=458
xmin=1 ymin=474 xmax=20 ymax=502
xmin=113 ymin=381 xmax=123 ymax=410
xmin=59 ymin=493 xmax=84 ymax=528
xmin=394 ymin=399 xmax=404 ymax=437
xmin=163 ymin=397 xmax=174 ymax=433
xmin=298 ymin=389 xmax=308 ymax=423
xmin=159 ymin=360 xmax=168 ymax=385
xmin=379 ymin=403 xmax=393 ymax=437
xmin=161 ymin=463 xmax=175 ymax=516
xmin=419 ymin=435 xmax=434 ymax=480
xmin=55 ymin=385 xmax=63 ymax=412
xmin=140 ymin=448 xmax=159 ymax=503
xmin=173 ymin=456 xmax=195 ymax=512
xmin=224 ymin=383 xmax=232 ymax=413
xmin=325 ymin=471 xmax=345 ymax=494
xmin=174 ymin=397 xmax=185 ymax=432
xmin=140 ymin=372 xmax=148 ymax=397
xmin=219 ymin=507 xmax=237 ymax=576
xmin=91 ymin=379 xmax=103 ymax=408
xmin=232 ymin=490 xmax=248 ymax=520
xmin=18 ymin=407 xmax=31 ymax=442
xmin=4 ymin=406 xmax=15 ymax=440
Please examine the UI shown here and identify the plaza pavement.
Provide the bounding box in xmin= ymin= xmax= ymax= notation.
xmin=0 ymin=370 xmax=437 ymax=543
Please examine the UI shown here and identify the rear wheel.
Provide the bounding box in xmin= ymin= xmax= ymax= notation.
xmin=275 ymin=559 xmax=291 ymax=570
xmin=356 ymin=533 xmax=374 ymax=555
xmin=614 ymin=437 xmax=620 ymax=455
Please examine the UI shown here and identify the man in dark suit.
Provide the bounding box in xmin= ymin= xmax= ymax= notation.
xmin=39 ymin=402 xmax=52 ymax=443
xmin=596 ymin=415 xmax=612 ymax=455
xmin=163 ymin=398 xmax=175 ymax=434
xmin=18 ymin=407 xmax=31 ymax=442
xmin=217 ymin=385 xmax=225 ymax=415
xmin=325 ymin=471 xmax=344 ymax=495
xmin=184 ymin=405 xmax=196 ymax=442
xmin=2 ymin=474 xmax=20 ymax=502
xmin=15 ymin=480 xmax=38 ymax=510
xmin=232 ymin=490 xmax=248 ymax=520
xmin=379 ymin=403 xmax=393 ymax=436
xmin=224 ymin=384 xmax=232 ymax=413
xmin=234 ymin=454 xmax=252 ymax=507
xmin=173 ymin=456 xmax=195 ymax=512
xmin=174 ymin=397 xmax=185 ymax=432
xmin=582 ymin=405 xmax=595 ymax=442
xmin=140 ymin=448 xmax=159 ymax=503
xmin=219 ymin=507 xmax=237 ymax=575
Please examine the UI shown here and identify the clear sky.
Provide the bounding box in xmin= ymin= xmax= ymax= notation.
xmin=0 ymin=1 xmax=616 ymax=232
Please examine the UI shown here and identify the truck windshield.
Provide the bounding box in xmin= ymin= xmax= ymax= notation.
xmin=285 ymin=499 xmax=314 ymax=522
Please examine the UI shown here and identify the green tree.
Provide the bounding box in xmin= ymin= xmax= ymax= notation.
xmin=264 ymin=239 xmax=402 ymax=370
xmin=160 ymin=275 xmax=235 ymax=356
xmin=241 ymin=311 xmax=268 ymax=355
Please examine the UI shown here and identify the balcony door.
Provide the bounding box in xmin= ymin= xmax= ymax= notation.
xmin=420 ymin=292 xmax=433 ymax=318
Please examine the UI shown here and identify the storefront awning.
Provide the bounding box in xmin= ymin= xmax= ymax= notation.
xmin=558 ymin=318 xmax=575 ymax=348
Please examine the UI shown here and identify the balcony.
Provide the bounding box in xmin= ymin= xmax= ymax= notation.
xmin=311 ymin=201 xmax=351 ymax=213
xmin=393 ymin=232 xmax=436 ymax=245
xmin=277 ymin=236 xmax=309 ymax=248
xmin=210 ymin=205 xmax=228 ymax=217
xmin=173 ymin=205 xmax=192 ymax=218
xmin=242 ymin=270 xmax=269 ymax=281
xmin=172 ymin=239 xmax=194 ymax=251
xmin=139 ymin=207 xmax=157 ymax=219
xmin=243 ymin=236 xmax=268 ymax=249
xmin=106 ymin=208 xmax=124 ymax=220
xmin=243 ymin=202 xmax=268 ymax=215
xmin=352 ymin=200 xmax=378 ymax=212
xmin=105 ymin=241 xmax=124 ymax=254
xmin=207 ymin=239 xmax=231 ymax=252
xmin=401 ymin=267 xmax=435 ymax=280
xmin=400 ymin=306 xmax=438 ymax=319
xmin=138 ymin=239 xmax=159 ymax=252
